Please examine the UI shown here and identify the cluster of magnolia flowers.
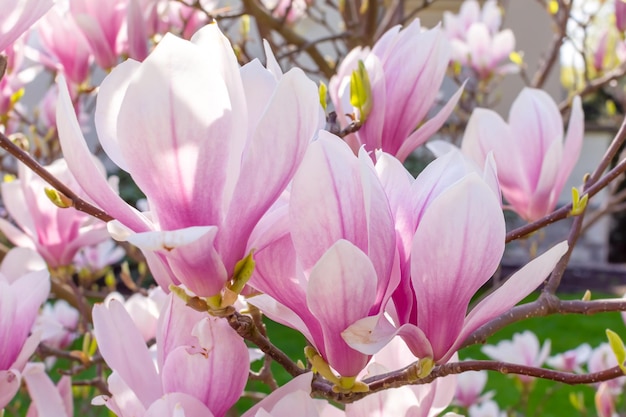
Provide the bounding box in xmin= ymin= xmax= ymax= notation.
xmin=0 ymin=0 xmax=621 ymax=416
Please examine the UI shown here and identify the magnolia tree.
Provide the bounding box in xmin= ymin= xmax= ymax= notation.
xmin=3 ymin=0 xmax=626 ymax=416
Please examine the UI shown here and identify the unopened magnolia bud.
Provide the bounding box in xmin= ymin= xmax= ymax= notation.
xmin=44 ymin=187 xmax=73 ymax=209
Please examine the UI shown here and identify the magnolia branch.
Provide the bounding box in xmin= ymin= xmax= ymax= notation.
xmin=463 ymin=297 xmax=626 ymax=349
xmin=312 ymin=359 xmax=624 ymax=403
xmin=0 ymin=130 xmax=114 ymax=222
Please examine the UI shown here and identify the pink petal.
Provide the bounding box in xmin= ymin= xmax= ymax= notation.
xmin=411 ymin=174 xmax=504 ymax=361
xmin=442 ymin=241 xmax=568 ymax=363
xmin=0 ymin=370 xmax=20 ymax=409
xmin=554 ymin=95 xmax=584 ymax=195
xmin=306 ymin=240 xmax=378 ymax=376
xmin=144 ymin=393 xmax=215 ymax=417
xmin=92 ymin=301 xmax=162 ymax=408
xmin=23 ymin=363 xmax=69 ymax=417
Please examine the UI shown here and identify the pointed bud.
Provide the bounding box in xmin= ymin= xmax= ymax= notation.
xmin=350 ymin=60 xmax=372 ymax=123
xmin=229 ymin=250 xmax=255 ymax=295
xmin=570 ymin=187 xmax=588 ymax=216
xmin=319 ymin=81 xmax=328 ymax=112
xmin=44 ymin=187 xmax=73 ymax=208
xmin=606 ymin=329 xmax=626 ymax=373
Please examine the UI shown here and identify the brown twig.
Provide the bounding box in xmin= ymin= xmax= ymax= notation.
xmin=0 ymin=130 xmax=114 ymax=222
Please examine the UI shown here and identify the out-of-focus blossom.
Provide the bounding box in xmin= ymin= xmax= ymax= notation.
xmin=34 ymin=300 xmax=80 ymax=351
xmin=0 ymin=0 xmax=54 ymax=53
xmin=546 ymin=343 xmax=592 ymax=373
xmin=104 ymin=287 xmax=166 ymax=342
xmin=0 ymin=159 xmax=110 ymax=268
xmin=0 ymin=248 xmax=50 ymax=409
xmin=23 ymin=363 xmax=73 ymax=417
xmin=261 ymin=0 xmax=310 ymax=23
xmin=588 ymin=343 xmax=626 ymax=393
xmin=249 ymin=132 xmax=397 ymax=383
xmin=57 ymin=23 xmax=322 ymax=301
xmin=345 ymin=338 xmax=457 ymax=417
xmin=468 ymin=400 xmax=506 ymax=417
xmin=69 ymin=0 xmax=127 ymax=69
xmin=343 ymin=148 xmax=567 ymax=368
xmin=242 ymin=373 xmax=343 ymax=417
xmin=35 ymin=6 xmax=93 ymax=86
xmin=453 ymin=367 xmax=492 ymax=408
xmin=444 ymin=0 xmax=518 ymax=79
xmin=596 ymin=382 xmax=618 ymax=417
xmin=92 ymin=294 xmax=249 ymax=417
xmin=329 ymin=19 xmax=462 ymax=162
xmin=482 ymin=331 xmax=551 ymax=383
xmin=462 ymin=88 xmax=584 ymax=221
xmin=158 ymin=0 xmax=215 ymax=40
xmin=73 ymin=239 xmax=125 ymax=273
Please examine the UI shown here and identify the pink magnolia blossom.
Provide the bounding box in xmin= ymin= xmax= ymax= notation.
xmin=462 ymin=87 xmax=584 ymax=221
xmin=0 ymin=248 xmax=50 ymax=409
xmin=104 ymin=287 xmax=167 ymax=342
xmin=453 ymin=368 xmax=492 ymax=408
xmin=546 ymin=343 xmax=591 ymax=373
xmin=56 ymin=23 xmax=322 ymax=298
xmin=0 ymin=159 xmax=110 ymax=268
xmin=92 ymin=294 xmax=249 ymax=417
xmin=242 ymin=373 xmax=343 ymax=417
xmin=343 ymin=148 xmax=568 ymax=365
xmin=69 ymin=0 xmax=127 ymax=69
xmin=345 ymin=338 xmax=457 ymax=417
xmin=73 ymin=239 xmax=126 ymax=273
xmin=34 ymin=300 xmax=80 ymax=351
xmin=35 ymin=6 xmax=93 ymax=86
xmin=595 ymin=382 xmax=618 ymax=417
xmin=329 ymin=19 xmax=462 ymax=162
xmin=0 ymin=0 xmax=53 ymax=53
xmin=23 ymin=363 xmax=73 ymax=417
xmin=444 ymin=0 xmax=517 ymax=78
xmin=482 ymin=331 xmax=551 ymax=383
xmin=249 ymin=132 xmax=397 ymax=379
xmin=588 ymin=343 xmax=626 ymax=393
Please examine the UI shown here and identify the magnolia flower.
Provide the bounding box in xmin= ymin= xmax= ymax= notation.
xmin=0 ymin=248 xmax=50 ymax=409
xmin=0 ymin=0 xmax=53 ymax=53
xmin=34 ymin=300 xmax=80 ymax=351
xmin=0 ymin=159 xmax=110 ymax=268
xmin=588 ymin=343 xmax=626 ymax=393
xmin=92 ymin=294 xmax=249 ymax=417
xmin=468 ymin=400 xmax=506 ymax=417
xmin=249 ymin=132 xmax=397 ymax=381
xmin=595 ymin=382 xmax=618 ymax=417
xmin=104 ymin=288 xmax=166 ymax=342
xmin=35 ymin=6 xmax=93 ymax=86
xmin=23 ymin=363 xmax=73 ymax=417
xmin=453 ymin=368 xmax=492 ymax=408
xmin=444 ymin=0 xmax=517 ymax=78
xmin=57 ymin=23 xmax=322 ymax=299
xmin=546 ymin=343 xmax=591 ymax=373
xmin=329 ymin=19 xmax=462 ymax=162
xmin=462 ymin=87 xmax=584 ymax=221
xmin=342 ymin=148 xmax=568 ymax=367
xmin=482 ymin=331 xmax=551 ymax=383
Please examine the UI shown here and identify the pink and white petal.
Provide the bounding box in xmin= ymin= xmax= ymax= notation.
xmin=221 ymin=68 xmax=320 ymax=270
xmin=93 ymin=372 xmax=145 ymax=416
xmin=0 ymin=369 xmax=20 ymax=409
xmin=116 ymin=33 xmax=239 ymax=230
xmin=0 ymin=247 xmax=46 ymax=283
xmin=290 ymin=133 xmax=368 ymax=272
xmin=441 ymin=241 xmax=568 ymax=363
xmin=23 ymin=363 xmax=69 ymax=417
xmin=0 ymin=219 xmax=36 ymax=254
xmin=95 ymin=59 xmax=141 ymax=172
xmin=307 ymin=240 xmax=378 ymax=376
xmin=125 ymin=227 xmax=216 ymax=252
xmin=522 ymin=139 xmax=562 ymax=220
xmin=509 ymin=89 xmax=563 ymax=183
xmin=144 ymin=393 xmax=215 ymax=417
xmin=343 ymin=315 xmax=433 ymax=360
xmin=491 ymin=29 xmax=515 ymax=62
xmin=247 ymin=294 xmax=315 ymax=344
xmin=555 ymin=95 xmax=584 ymax=194
xmin=56 ymin=77 xmax=149 ymax=232
xmin=191 ymin=317 xmax=249 ymax=416
xmin=356 ymin=54 xmax=387 ymax=152
xmin=10 ymin=332 xmax=43 ymax=374
xmin=2 ymin=180 xmax=36 ymax=235
xmin=92 ymin=301 xmax=162 ymax=407
xmin=396 ymin=84 xmax=464 ymax=163
xmin=242 ymin=373 xmax=313 ymax=417
xmin=411 ymin=175 xmax=504 ymax=361
xmin=345 ymin=386 xmax=419 ymax=417
xmin=263 ymin=39 xmax=283 ymax=79
xmin=240 ymin=59 xmax=278 ymax=134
